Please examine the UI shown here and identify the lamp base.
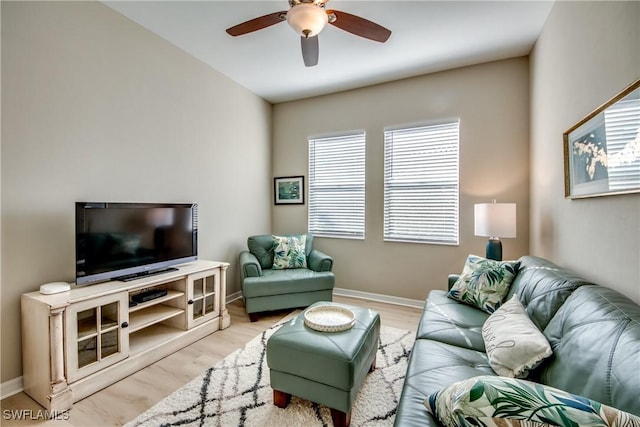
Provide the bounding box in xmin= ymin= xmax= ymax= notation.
xmin=485 ymin=238 xmax=502 ymax=261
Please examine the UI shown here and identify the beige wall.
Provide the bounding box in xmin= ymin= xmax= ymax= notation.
xmin=1 ymin=2 xmax=272 ymax=383
xmin=272 ymin=58 xmax=530 ymax=300
xmin=530 ymin=1 xmax=640 ymax=303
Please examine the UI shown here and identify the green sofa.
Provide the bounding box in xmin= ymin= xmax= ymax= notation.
xmin=239 ymin=234 xmax=335 ymax=321
xmin=395 ymin=255 xmax=640 ymax=426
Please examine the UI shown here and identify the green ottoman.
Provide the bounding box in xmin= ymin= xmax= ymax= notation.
xmin=267 ymin=302 xmax=380 ymax=427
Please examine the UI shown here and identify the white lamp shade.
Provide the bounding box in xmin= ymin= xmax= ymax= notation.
xmin=286 ymin=3 xmax=328 ymax=37
xmin=474 ymin=203 xmax=516 ymax=238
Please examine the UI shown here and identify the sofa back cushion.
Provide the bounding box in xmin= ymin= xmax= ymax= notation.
xmin=247 ymin=234 xmax=314 ymax=269
xmin=535 ymin=285 xmax=640 ymax=416
xmin=507 ymin=256 xmax=595 ymax=330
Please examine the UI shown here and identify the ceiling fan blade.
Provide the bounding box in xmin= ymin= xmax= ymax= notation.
xmin=326 ymin=10 xmax=391 ymax=43
xmin=225 ymin=11 xmax=287 ymax=36
xmin=301 ymin=35 xmax=319 ymax=67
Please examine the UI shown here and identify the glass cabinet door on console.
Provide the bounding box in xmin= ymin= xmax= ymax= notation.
xmin=187 ymin=269 xmax=220 ymax=328
xmin=65 ymin=292 xmax=129 ymax=383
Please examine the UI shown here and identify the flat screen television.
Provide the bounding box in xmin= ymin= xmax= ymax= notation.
xmin=75 ymin=202 xmax=198 ymax=285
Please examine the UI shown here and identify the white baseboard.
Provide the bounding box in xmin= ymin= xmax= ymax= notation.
xmin=228 ymin=287 xmax=423 ymax=309
xmin=227 ymin=290 xmax=242 ymax=303
xmin=1 ymin=376 xmax=23 ymax=400
xmin=334 ymin=287 xmax=424 ymax=309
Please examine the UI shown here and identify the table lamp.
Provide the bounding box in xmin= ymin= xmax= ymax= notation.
xmin=474 ymin=201 xmax=516 ymax=261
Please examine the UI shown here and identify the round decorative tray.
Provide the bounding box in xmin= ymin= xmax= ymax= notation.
xmin=304 ymin=305 xmax=356 ymax=332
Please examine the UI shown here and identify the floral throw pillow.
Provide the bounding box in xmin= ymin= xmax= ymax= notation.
xmin=425 ymin=376 xmax=640 ymax=427
xmin=448 ymin=254 xmax=520 ymax=313
xmin=272 ymin=235 xmax=307 ymax=270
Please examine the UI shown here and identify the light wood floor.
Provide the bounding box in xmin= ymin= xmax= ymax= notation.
xmin=1 ymin=296 xmax=422 ymax=426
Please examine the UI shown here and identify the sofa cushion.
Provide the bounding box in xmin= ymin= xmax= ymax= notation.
xmin=242 ymin=269 xmax=334 ymax=298
xmin=425 ymin=375 xmax=640 ymax=427
xmin=535 ymin=285 xmax=640 ymax=416
xmin=482 ymin=295 xmax=552 ymax=378
xmin=394 ymin=339 xmax=494 ymax=427
xmin=448 ymin=254 xmax=519 ymax=314
xmin=247 ymin=235 xmax=275 ymax=269
xmin=507 ymin=255 xmax=595 ymax=330
xmin=416 ymin=290 xmax=488 ymax=352
xmin=272 ymin=234 xmax=307 ymax=269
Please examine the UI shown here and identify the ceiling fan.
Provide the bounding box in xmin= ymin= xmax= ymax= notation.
xmin=225 ymin=0 xmax=391 ymax=67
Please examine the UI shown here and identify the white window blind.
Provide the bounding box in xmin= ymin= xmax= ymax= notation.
xmin=308 ymin=132 xmax=366 ymax=239
xmin=384 ymin=121 xmax=459 ymax=244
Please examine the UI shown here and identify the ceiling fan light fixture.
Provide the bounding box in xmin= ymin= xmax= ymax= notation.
xmin=286 ymin=3 xmax=328 ymax=38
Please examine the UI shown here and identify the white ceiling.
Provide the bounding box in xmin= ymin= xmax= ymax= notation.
xmin=103 ymin=1 xmax=554 ymax=103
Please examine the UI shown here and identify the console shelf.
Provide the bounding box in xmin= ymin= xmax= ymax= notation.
xmin=129 ymin=324 xmax=185 ymax=354
xmin=21 ymin=260 xmax=230 ymax=412
xmin=129 ymin=289 xmax=184 ymax=313
xmin=129 ymin=305 xmax=184 ymax=333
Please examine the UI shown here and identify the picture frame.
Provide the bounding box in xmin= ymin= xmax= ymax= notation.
xmin=563 ymin=80 xmax=640 ymax=199
xmin=274 ymin=176 xmax=304 ymax=205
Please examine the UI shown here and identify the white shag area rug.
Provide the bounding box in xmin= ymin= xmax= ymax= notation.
xmin=125 ymin=322 xmax=415 ymax=427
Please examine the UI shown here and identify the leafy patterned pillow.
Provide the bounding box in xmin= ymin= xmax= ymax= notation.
xmin=425 ymin=375 xmax=640 ymax=427
xmin=482 ymin=295 xmax=552 ymax=378
xmin=272 ymin=235 xmax=307 ymax=270
xmin=448 ymin=254 xmax=520 ymax=313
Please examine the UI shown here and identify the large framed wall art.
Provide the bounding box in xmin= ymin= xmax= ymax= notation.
xmin=563 ymin=80 xmax=640 ymax=199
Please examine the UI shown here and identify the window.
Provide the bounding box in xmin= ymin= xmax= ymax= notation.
xmin=384 ymin=120 xmax=459 ymax=244
xmin=308 ymin=131 xmax=366 ymax=239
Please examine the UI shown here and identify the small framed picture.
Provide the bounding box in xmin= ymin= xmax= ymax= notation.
xmin=274 ymin=176 xmax=304 ymax=205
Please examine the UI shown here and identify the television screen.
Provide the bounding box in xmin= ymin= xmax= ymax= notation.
xmin=76 ymin=202 xmax=198 ymax=285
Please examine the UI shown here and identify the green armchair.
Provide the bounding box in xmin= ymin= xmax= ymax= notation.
xmin=239 ymin=234 xmax=335 ymax=322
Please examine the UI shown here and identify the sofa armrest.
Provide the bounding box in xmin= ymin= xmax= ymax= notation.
xmin=240 ymin=251 xmax=262 ymax=278
xmin=308 ymin=249 xmax=333 ymax=272
xmin=448 ymin=274 xmax=459 ymax=291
